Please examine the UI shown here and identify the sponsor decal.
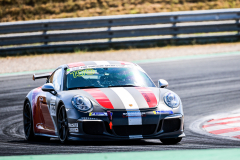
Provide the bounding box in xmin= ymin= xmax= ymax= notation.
xmin=89 ymin=112 xmax=111 ymax=116
xmin=50 ymin=96 xmax=56 ymax=116
xmin=153 ymin=110 xmax=173 ymax=114
xmin=66 ymin=64 xmax=136 ymax=74
xmin=70 ymin=69 xmax=97 ymax=78
xmin=123 ymin=112 xmax=146 ymax=117
xmin=67 ymin=64 xmax=122 ymax=74
xmin=68 ymin=123 xmax=78 ymax=127
xmin=127 ymin=111 xmax=142 ymax=125
xmin=69 ymin=128 xmax=79 ymax=133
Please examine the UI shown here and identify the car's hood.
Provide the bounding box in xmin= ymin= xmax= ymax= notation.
xmin=69 ymin=87 xmax=160 ymax=110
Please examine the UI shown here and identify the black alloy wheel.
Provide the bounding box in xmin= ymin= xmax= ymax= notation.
xmin=160 ymin=137 xmax=182 ymax=145
xmin=23 ymin=101 xmax=34 ymax=141
xmin=58 ymin=105 xmax=69 ymax=143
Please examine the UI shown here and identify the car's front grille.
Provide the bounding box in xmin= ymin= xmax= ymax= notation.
xmin=113 ymin=125 xmax=156 ymax=136
xmin=162 ymin=118 xmax=181 ymax=133
xmin=82 ymin=121 xmax=104 ymax=135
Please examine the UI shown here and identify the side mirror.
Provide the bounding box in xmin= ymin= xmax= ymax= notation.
xmin=158 ymin=79 xmax=168 ymax=88
xmin=42 ymin=83 xmax=57 ymax=95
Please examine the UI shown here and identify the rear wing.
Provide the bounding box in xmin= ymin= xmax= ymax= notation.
xmin=32 ymin=73 xmax=51 ymax=81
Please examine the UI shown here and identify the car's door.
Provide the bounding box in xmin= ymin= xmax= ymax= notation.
xmin=39 ymin=68 xmax=63 ymax=135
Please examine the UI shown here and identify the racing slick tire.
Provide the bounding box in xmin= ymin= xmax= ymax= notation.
xmin=23 ymin=101 xmax=51 ymax=142
xmin=160 ymin=137 xmax=182 ymax=145
xmin=57 ymin=104 xmax=69 ymax=143
xmin=23 ymin=101 xmax=35 ymax=141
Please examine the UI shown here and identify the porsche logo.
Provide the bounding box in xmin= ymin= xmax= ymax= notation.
xmin=129 ymin=104 xmax=133 ymax=107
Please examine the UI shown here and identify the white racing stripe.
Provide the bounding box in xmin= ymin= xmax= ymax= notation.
xmin=94 ymin=61 xmax=110 ymax=65
xmin=111 ymin=87 xmax=139 ymax=110
xmin=111 ymin=87 xmax=142 ymax=126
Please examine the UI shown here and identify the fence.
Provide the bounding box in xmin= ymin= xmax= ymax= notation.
xmin=0 ymin=8 xmax=240 ymax=54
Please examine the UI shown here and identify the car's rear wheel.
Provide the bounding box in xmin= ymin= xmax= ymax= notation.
xmin=24 ymin=101 xmax=52 ymax=142
xmin=57 ymin=105 xmax=69 ymax=143
xmin=160 ymin=137 xmax=182 ymax=145
xmin=23 ymin=101 xmax=35 ymax=141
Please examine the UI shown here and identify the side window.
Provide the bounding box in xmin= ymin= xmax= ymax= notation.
xmin=49 ymin=69 xmax=62 ymax=91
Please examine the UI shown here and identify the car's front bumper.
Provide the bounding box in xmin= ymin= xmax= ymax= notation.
xmin=66 ymin=110 xmax=185 ymax=141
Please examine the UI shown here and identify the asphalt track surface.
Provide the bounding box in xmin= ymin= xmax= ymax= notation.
xmin=0 ymin=55 xmax=240 ymax=156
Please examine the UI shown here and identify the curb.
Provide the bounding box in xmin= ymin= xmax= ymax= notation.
xmin=189 ymin=108 xmax=240 ymax=142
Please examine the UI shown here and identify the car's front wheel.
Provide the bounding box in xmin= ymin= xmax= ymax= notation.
xmin=160 ymin=137 xmax=182 ymax=145
xmin=57 ymin=104 xmax=69 ymax=143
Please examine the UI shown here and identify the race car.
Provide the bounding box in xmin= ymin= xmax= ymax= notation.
xmin=23 ymin=61 xmax=185 ymax=144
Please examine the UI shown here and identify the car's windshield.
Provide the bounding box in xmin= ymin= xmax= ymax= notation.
xmin=66 ymin=67 xmax=155 ymax=89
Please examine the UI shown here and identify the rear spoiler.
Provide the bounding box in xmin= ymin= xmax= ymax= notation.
xmin=33 ymin=73 xmax=51 ymax=81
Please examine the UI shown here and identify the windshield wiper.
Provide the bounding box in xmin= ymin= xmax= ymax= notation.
xmin=68 ymin=86 xmax=102 ymax=90
xmin=108 ymin=85 xmax=140 ymax=87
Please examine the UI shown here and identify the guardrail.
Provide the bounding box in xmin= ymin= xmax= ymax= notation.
xmin=0 ymin=8 xmax=240 ymax=54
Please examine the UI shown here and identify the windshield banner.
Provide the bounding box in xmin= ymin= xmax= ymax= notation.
xmin=66 ymin=64 xmax=134 ymax=75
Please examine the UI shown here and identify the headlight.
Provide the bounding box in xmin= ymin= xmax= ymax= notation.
xmin=164 ymin=92 xmax=180 ymax=108
xmin=72 ymin=95 xmax=92 ymax=111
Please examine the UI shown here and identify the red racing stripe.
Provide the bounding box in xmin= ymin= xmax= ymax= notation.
xmin=233 ymin=135 xmax=240 ymax=139
xmin=67 ymin=62 xmax=85 ymax=68
xmin=203 ymin=120 xmax=240 ymax=128
xmin=207 ymin=116 xmax=240 ymax=123
xmin=135 ymin=87 xmax=157 ymax=108
xmin=209 ymin=127 xmax=240 ymax=134
xmin=83 ymin=89 xmax=114 ymax=109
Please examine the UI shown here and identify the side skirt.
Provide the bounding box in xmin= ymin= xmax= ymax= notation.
xmin=34 ymin=133 xmax=58 ymax=138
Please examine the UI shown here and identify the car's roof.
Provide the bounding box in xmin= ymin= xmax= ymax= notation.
xmin=66 ymin=61 xmax=135 ymax=68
